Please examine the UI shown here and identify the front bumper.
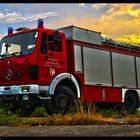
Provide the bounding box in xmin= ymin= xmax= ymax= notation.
xmin=0 ymin=84 xmax=49 ymax=96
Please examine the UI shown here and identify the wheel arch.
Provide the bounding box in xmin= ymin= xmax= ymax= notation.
xmin=49 ymin=73 xmax=81 ymax=98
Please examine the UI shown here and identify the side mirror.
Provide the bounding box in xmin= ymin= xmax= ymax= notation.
xmin=40 ymin=32 xmax=48 ymax=54
xmin=5 ymin=43 xmax=11 ymax=52
xmin=53 ymin=30 xmax=59 ymax=42
xmin=5 ymin=43 xmax=11 ymax=48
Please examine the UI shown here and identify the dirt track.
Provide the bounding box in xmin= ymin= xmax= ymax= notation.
xmin=0 ymin=125 xmax=140 ymax=137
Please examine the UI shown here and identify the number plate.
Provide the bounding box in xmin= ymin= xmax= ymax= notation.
xmin=2 ymin=90 xmax=13 ymax=95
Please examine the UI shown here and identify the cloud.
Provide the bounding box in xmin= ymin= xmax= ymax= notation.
xmin=25 ymin=12 xmax=58 ymax=22
xmin=1 ymin=3 xmax=140 ymax=46
xmin=91 ymin=4 xmax=108 ymax=10
xmin=85 ymin=4 xmax=140 ymax=40
xmin=116 ymin=34 xmax=140 ymax=45
xmin=0 ymin=33 xmax=3 ymax=39
xmin=52 ymin=4 xmax=140 ymax=46
xmin=76 ymin=3 xmax=86 ymax=8
xmin=0 ymin=11 xmax=58 ymax=23
xmin=49 ymin=12 xmax=97 ymax=30
xmin=107 ymin=4 xmax=140 ymax=17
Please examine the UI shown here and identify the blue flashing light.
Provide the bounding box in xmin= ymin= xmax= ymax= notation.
xmin=38 ymin=19 xmax=44 ymax=28
xmin=8 ymin=27 xmax=13 ymax=34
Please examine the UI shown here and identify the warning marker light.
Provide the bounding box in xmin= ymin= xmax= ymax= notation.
xmin=38 ymin=19 xmax=44 ymax=28
xmin=8 ymin=27 xmax=13 ymax=34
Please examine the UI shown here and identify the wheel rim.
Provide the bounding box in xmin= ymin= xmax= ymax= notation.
xmin=55 ymin=94 xmax=69 ymax=111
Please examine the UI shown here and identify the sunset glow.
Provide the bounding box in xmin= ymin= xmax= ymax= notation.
xmin=0 ymin=3 xmax=140 ymax=45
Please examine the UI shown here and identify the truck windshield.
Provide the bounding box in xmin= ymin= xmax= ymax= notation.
xmin=0 ymin=31 xmax=38 ymax=58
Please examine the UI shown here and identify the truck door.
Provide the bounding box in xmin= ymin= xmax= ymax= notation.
xmin=38 ymin=31 xmax=67 ymax=83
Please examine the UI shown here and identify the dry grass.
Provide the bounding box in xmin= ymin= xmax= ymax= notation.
xmin=0 ymin=100 xmax=140 ymax=126
xmin=125 ymin=118 xmax=140 ymax=124
xmin=124 ymin=112 xmax=140 ymax=124
xmin=20 ymin=112 xmax=116 ymax=126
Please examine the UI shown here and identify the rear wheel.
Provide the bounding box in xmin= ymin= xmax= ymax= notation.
xmin=45 ymin=86 xmax=77 ymax=115
xmin=124 ymin=93 xmax=137 ymax=114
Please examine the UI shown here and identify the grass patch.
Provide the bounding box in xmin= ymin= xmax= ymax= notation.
xmin=18 ymin=112 xmax=116 ymax=126
xmin=0 ymin=101 xmax=139 ymax=126
xmin=125 ymin=118 xmax=140 ymax=125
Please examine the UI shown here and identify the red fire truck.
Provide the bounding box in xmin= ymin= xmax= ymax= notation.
xmin=0 ymin=19 xmax=140 ymax=116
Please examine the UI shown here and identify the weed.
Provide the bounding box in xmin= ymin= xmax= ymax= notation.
xmin=0 ymin=100 xmax=139 ymax=126
xmin=31 ymin=107 xmax=47 ymax=117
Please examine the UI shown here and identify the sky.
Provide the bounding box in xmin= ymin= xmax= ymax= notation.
xmin=0 ymin=3 xmax=140 ymax=45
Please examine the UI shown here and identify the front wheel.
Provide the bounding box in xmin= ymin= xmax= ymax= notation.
xmin=20 ymin=101 xmax=36 ymax=117
xmin=11 ymin=100 xmax=36 ymax=117
xmin=45 ymin=86 xmax=77 ymax=115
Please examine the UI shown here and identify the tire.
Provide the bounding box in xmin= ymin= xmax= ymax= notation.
xmin=124 ymin=93 xmax=137 ymax=114
xmin=20 ymin=101 xmax=36 ymax=117
xmin=11 ymin=100 xmax=36 ymax=117
xmin=10 ymin=101 xmax=21 ymax=113
xmin=44 ymin=100 xmax=55 ymax=115
xmin=45 ymin=86 xmax=77 ymax=115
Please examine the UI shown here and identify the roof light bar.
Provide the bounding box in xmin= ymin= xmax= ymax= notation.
xmin=38 ymin=19 xmax=44 ymax=28
xmin=8 ymin=27 xmax=13 ymax=34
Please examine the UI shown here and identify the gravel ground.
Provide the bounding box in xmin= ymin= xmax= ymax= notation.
xmin=0 ymin=125 xmax=140 ymax=137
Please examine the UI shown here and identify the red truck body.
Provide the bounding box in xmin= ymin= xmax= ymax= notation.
xmin=0 ymin=19 xmax=140 ymax=115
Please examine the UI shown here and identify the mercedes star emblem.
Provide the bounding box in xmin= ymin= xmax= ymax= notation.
xmin=5 ymin=69 xmax=13 ymax=80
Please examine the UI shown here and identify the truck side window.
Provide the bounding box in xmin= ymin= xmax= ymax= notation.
xmin=40 ymin=32 xmax=48 ymax=54
xmin=48 ymin=35 xmax=62 ymax=52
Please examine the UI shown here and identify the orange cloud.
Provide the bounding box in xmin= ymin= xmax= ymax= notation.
xmin=108 ymin=4 xmax=140 ymax=17
xmin=48 ymin=4 xmax=140 ymax=47
xmin=89 ymin=4 xmax=140 ymax=40
xmin=116 ymin=34 xmax=140 ymax=45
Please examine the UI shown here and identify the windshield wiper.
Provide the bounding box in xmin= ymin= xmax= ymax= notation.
xmin=0 ymin=52 xmax=10 ymax=58
xmin=0 ymin=52 xmax=25 ymax=59
xmin=0 ymin=54 xmax=5 ymax=58
xmin=10 ymin=52 xmax=25 ymax=57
